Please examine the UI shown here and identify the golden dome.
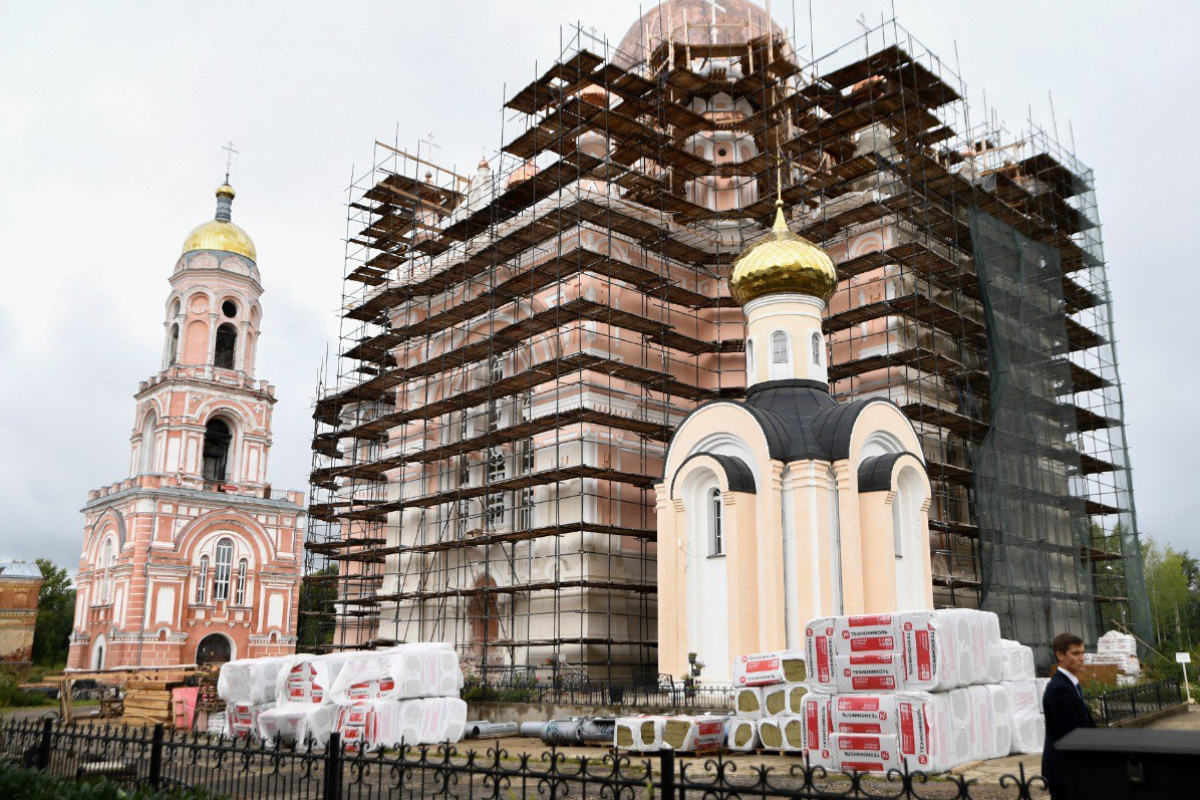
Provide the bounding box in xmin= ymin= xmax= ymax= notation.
xmin=181 ymin=220 xmax=256 ymax=261
xmin=181 ymin=182 xmax=256 ymax=261
xmin=729 ymin=202 xmax=837 ymax=305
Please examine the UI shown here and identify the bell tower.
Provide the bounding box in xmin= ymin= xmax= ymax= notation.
xmin=69 ymin=178 xmax=304 ymax=671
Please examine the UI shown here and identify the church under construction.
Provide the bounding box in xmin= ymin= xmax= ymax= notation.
xmin=301 ymin=1 xmax=1151 ymax=680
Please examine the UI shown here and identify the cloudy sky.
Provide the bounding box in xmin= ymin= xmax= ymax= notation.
xmin=1 ymin=0 xmax=1197 ymax=573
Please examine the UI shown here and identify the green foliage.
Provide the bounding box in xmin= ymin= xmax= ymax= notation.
xmin=0 ymin=673 xmax=55 ymax=707
xmin=461 ymin=673 xmax=538 ymax=703
xmin=296 ymin=564 xmax=337 ymax=649
xmin=0 ymin=761 xmax=222 ymax=800
xmin=32 ymin=559 xmax=75 ymax=666
xmin=1141 ymin=537 xmax=1200 ymax=680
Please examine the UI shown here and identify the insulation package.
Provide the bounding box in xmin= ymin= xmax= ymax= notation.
xmin=757 ymin=716 xmax=804 ymax=752
xmin=334 ymin=698 xmax=468 ymax=751
xmin=733 ymin=686 xmax=765 ymax=720
xmin=614 ymin=715 xmax=666 ymax=751
xmin=804 ymin=618 xmax=839 ymax=693
xmin=1000 ymin=639 xmax=1037 ymax=682
xmin=800 ymin=693 xmax=834 ymax=765
xmin=1003 ymin=681 xmax=1044 ymax=755
xmin=898 ymin=612 xmax=957 ymax=692
xmin=762 ymin=682 xmax=808 ymax=717
xmin=724 ymin=718 xmax=759 ymax=752
xmin=831 ymin=694 xmax=899 ymax=734
xmin=329 ymin=644 xmax=462 ymax=704
xmin=225 ymin=701 xmax=273 ymax=740
xmin=661 ymin=715 xmax=727 ymax=752
xmin=834 ymin=653 xmax=904 ymax=693
xmin=732 ymin=650 xmax=806 ymax=686
xmin=217 ymin=656 xmax=295 ymax=705
xmin=831 ymin=733 xmax=901 ymax=773
xmin=834 ymin=614 xmax=901 ymax=654
xmin=278 ymin=652 xmax=363 ymax=705
xmin=893 ymin=692 xmax=959 ymax=773
xmin=258 ymin=702 xmax=335 ymax=746
xmin=984 ymin=685 xmax=1013 ymax=759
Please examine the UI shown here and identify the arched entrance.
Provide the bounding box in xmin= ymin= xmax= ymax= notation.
xmin=196 ymin=633 xmax=233 ymax=665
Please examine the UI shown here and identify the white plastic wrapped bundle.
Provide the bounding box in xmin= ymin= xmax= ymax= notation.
xmin=661 ymin=715 xmax=727 ymax=752
xmin=218 ymin=656 xmax=295 ymax=705
xmin=329 ymin=644 xmax=462 ymax=704
xmin=614 ymin=715 xmax=666 ymax=751
xmin=1000 ymin=639 xmax=1037 ymax=682
xmin=1097 ymin=631 xmax=1138 ymax=656
xmin=225 ymin=701 xmax=273 ymax=740
xmin=762 ymin=682 xmax=807 ymax=717
xmin=757 ymin=717 xmax=804 ymax=752
xmin=894 ymin=692 xmax=958 ymax=773
xmin=415 ymin=697 xmax=468 ymax=744
xmin=804 ymin=618 xmax=838 ymax=693
xmin=834 ymin=653 xmax=903 ymax=693
xmin=800 ymin=694 xmax=833 ymax=766
xmin=965 ymin=685 xmax=996 ymax=762
xmin=831 ymin=733 xmax=900 ymax=773
xmin=724 ymin=718 xmax=759 ymax=752
xmin=947 ymin=689 xmax=973 ymax=766
xmin=733 ymin=650 xmax=807 ymax=686
xmin=831 ymin=694 xmax=899 ymax=735
xmin=1003 ymin=681 xmax=1044 ymax=755
xmin=278 ymin=652 xmax=364 ymax=705
xmin=733 ymin=686 xmax=764 ymax=720
xmin=258 ymin=702 xmax=335 ymax=746
xmin=898 ymin=612 xmax=957 ymax=692
xmin=834 ymin=614 xmax=901 ymax=654
xmin=985 ymin=685 xmax=1013 ymax=759
xmin=1035 ymin=678 xmax=1050 ymax=712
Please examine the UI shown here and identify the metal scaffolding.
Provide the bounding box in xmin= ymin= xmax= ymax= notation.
xmin=299 ymin=10 xmax=1151 ymax=680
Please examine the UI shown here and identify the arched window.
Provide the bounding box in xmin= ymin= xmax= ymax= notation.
xmin=235 ymin=558 xmax=248 ymax=605
xmin=709 ymin=488 xmax=724 ymax=555
xmin=196 ymin=556 xmax=209 ymax=604
xmin=168 ymin=324 xmax=180 ymax=366
xmin=139 ymin=411 xmax=157 ymax=474
xmin=214 ymin=323 xmax=238 ymax=369
xmin=102 ymin=540 xmax=116 ymax=603
xmin=811 ymin=332 xmax=822 ymax=365
xmin=202 ymin=419 xmax=232 ymax=482
xmin=771 ymin=331 xmax=790 ymax=364
xmin=745 ymin=339 xmax=756 ymax=383
xmin=213 ymin=538 xmax=233 ymax=601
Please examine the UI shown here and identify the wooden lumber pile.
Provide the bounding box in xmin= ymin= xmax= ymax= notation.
xmin=122 ymin=679 xmax=184 ymax=726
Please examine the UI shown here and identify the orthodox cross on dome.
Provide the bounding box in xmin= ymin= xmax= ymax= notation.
xmin=701 ymin=0 xmax=726 ymax=44
xmin=222 ymin=140 xmax=239 ymax=183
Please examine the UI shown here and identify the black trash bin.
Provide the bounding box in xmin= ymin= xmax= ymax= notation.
xmin=1056 ymin=728 xmax=1198 ymax=798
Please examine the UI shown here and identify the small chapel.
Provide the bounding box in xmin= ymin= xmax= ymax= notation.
xmin=68 ymin=179 xmax=304 ymax=671
xmin=656 ymin=193 xmax=934 ymax=683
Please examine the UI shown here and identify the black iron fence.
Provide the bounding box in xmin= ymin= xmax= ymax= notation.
xmin=1089 ymin=678 xmax=1184 ymax=726
xmin=0 ymin=717 xmax=1048 ymax=800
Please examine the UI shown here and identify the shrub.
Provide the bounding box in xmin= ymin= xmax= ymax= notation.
xmin=0 ymin=761 xmax=222 ymax=800
xmin=0 ymin=674 xmax=54 ymax=708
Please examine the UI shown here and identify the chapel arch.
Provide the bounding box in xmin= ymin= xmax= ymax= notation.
xmin=214 ymin=322 xmax=238 ymax=369
xmin=202 ymin=417 xmax=234 ymax=482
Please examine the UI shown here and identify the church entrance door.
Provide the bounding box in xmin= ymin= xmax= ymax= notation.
xmin=196 ymin=633 xmax=233 ymax=665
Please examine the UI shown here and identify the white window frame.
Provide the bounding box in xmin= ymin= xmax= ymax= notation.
xmin=771 ymin=330 xmax=790 ymax=364
xmin=213 ymin=539 xmax=233 ymax=601
xmin=235 ymin=558 xmax=248 ymax=605
xmin=811 ymin=332 xmax=822 ymax=366
xmin=196 ymin=556 xmax=209 ymax=604
xmin=709 ymin=488 xmax=724 ymax=556
xmin=745 ymin=338 xmax=756 ymax=383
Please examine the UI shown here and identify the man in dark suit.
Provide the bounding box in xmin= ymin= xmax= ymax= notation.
xmin=1042 ymin=632 xmax=1096 ymax=800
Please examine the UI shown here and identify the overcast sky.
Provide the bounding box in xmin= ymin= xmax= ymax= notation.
xmin=1 ymin=0 xmax=1197 ymax=574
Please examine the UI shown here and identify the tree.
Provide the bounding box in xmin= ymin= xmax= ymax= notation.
xmin=32 ymin=559 xmax=76 ymax=666
xmin=297 ymin=564 xmax=338 ymax=649
xmin=1142 ymin=537 xmax=1199 ymax=657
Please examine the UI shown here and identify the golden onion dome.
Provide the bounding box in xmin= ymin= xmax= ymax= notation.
xmin=729 ymin=201 xmax=837 ymax=305
xmin=181 ymin=182 xmax=256 ymax=261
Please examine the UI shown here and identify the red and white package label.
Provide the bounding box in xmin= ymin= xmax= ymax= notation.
xmin=805 ymin=620 xmax=837 ymax=690
xmin=836 ymin=654 xmax=903 ymax=693
xmin=802 ymin=694 xmax=833 ymax=753
xmin=849 ymin=635 xmax=895 ymax=652
xmin=833 ymin=694 xmax=898 ymax=735
xmin=835 ymin=615 xmax=899 ymax=654
xmin=832 ymin=733 xmax=899 ymax=773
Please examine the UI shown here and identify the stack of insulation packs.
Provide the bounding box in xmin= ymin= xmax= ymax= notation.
xmin=614 ymin=714 xmax=728 ymax=752
xmin=327 ymin=643 xmax=467 ymax=752
xmin=1085 ymin=631 xmax=1141 ymax=686
xmin=726 ymin=650 xmax=809 ymax=753
xmin=217 ymin=644 xmax=467 ymax=750
xmin=216 ymin=655 xmax=292 ymax=739
xmin=802 ymin=610 xmax=1046 ymax=774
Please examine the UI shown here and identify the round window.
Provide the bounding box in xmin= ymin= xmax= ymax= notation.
xmin=717 ymin=147 xmax=728 ymax=158
xmin=222 ymin=300 xmax=238 ymax=318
